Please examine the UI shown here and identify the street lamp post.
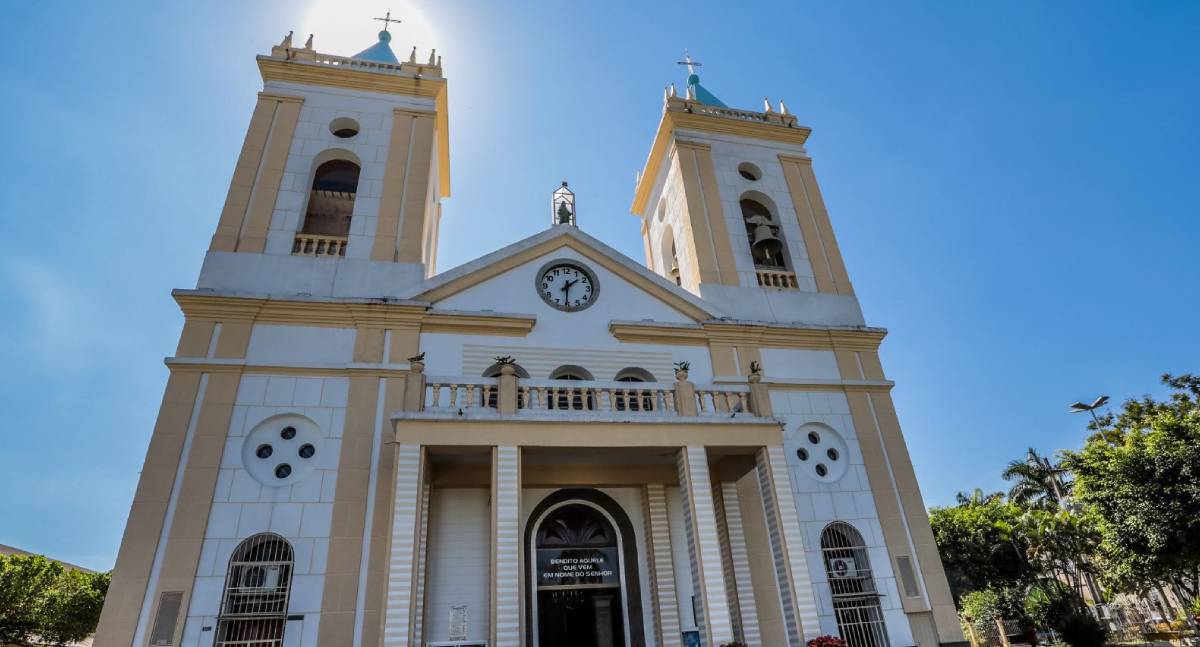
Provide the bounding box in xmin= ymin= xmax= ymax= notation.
xmin=1069 ymin=395 xmax=1110 ymax=426
xmin=1066 ymin=394 xmax=1110 ymax=606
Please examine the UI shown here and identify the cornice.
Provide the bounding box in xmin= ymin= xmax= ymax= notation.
xmin=257 ymin=57 xmax=444 ymax=99
xmin=608 ymin=319 xmax=887 ymax=351
xmin=632 ymin=110 xmax=814 ymax=215
xmin=172 ymin=292 xmax=534 ymax=336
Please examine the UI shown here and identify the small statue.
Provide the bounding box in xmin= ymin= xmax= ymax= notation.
xmin=493 ymin=355 xmax=516 ymax=366
xmin=304 ymin=34 xmax=314 ymax=49
xmin=281 ymin=31 xmax=293 ymax=47
xmin=407 ymin=352 xmax=426 ymax=363
xmin=749 ymin=360 xmax=762 ymax=375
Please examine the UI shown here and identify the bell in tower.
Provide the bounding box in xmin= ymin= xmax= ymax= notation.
xmin=552 ymin=181 xmax=576 ymax=227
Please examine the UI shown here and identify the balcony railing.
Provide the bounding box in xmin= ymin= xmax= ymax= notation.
xmin=518 ymin=379 xmax=677 ymax=415
xmin=756 ymin=267 xmax=799 ymax=289
xmin=292 ymin=233 xmax=348 ymax=257
xmin=426 ymin=377 xmax=498 ymax=411
xmin=421 ymin=375 xmax=765 ymax=419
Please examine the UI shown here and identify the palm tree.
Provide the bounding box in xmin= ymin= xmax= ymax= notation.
xmin=1001 ymin=447 xmax=1071 ymax=509
xmin=954 ymin=488 xmax=1004 ymax=506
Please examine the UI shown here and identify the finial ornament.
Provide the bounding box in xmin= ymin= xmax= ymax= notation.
xmin=304 ymin=34 xmax=313 ymax=49
xmin=779 ymin=99 xmax=789 ymax=115
xmin=551 ymin=182 xmax=577 ymax=227
xmin=676 ymin=50 xmax=702 ymax=76
xmin=281 ymin=31 xmax=293 ymax=47
xmin=409 ymin=46 xmax=417 ymax=63
xmin=374 ymin=9 xmax=402 ymax=33
xmin=669 ymin=82 xmax=677 ymax=98
xmin=428 ymin=49 xmax=436 ymax=65
xmin=763 ymin=97 xmax=773 ymax=113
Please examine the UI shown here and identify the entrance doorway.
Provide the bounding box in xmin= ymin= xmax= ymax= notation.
xmin=526 ymin=490 xmax=645 ymax=647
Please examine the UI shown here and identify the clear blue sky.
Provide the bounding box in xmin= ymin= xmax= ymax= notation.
xmin=1 ymin=1 xmax=1196 ymax=570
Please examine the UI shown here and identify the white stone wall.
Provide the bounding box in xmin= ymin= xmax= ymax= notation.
xmin=665 ymin=485 xmax=699 ymax=634
xmin=246 ymin=325 xmax=356 ymax=366
xmin=180 ymin=374 xmax=349 ymax=647
xmin=769 ymin=388 xmax=916 ymax=647
xmin=647 ymin=156 xmax=700 ymax=293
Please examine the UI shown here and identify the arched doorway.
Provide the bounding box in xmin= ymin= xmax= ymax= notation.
xmin=525 ymin=489 xmax=645 ymax=647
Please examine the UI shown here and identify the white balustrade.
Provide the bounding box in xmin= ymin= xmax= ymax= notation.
xmin=517 ymin=380 xmax=676 ymax=415
xmin=292 ymin=233 xmax=347 ymax=257
xmin=756 ymin=267 xmax=800 ymax=289
xmin=694 ymin=386 xmax=751 ymax=415
xmin=424 ymin=377 xmax=498 ymax=412
xmin=420 ymin=377 xmax=759 ymax=419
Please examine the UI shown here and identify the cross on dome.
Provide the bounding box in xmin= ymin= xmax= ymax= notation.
xmin=675 ymin=49 xmax=726 ymax=107
xmin=353 ymin=11 xmax=403 ymax=63
xmin=676 ymin=50 xmax=702 ymax=76
xmin=374 ymin=9 xmax=402 ymax=33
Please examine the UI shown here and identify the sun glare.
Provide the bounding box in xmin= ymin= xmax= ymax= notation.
xmin=300 ymin=0 xmax=439 ymax=60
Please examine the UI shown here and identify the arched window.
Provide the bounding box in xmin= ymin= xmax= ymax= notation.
xmin=613 ymin=368 xmax=656 ymax=411
xmin=820 ymin=522 xmax=889 ymax=647
xmin=659 ymin=226 xmax=681 ymax=286
xmin=741 ymin=197 xmax=790 ymax=269
xmin=549 ymin=365 xmax=594 ymax=410
xmin=301 ymin=159 xmax=360 ymax=237
xmin=216 ymin=533 xmax=294 ymax=647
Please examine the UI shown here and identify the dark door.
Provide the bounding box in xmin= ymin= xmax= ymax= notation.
xmin=534 ymin=504 xmax=626 ymax=647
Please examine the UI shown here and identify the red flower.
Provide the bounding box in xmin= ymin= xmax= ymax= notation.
xmin=807 ymin=635 xmax=848 ymax=647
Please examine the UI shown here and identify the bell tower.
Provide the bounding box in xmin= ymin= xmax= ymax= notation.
xmin=201 ymin=25 xmax=450 ymax=297
xmin=631 ymin=56 xmax=860 ymax=325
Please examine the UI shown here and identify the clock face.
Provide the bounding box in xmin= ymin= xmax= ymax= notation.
xmin=535 ymin=260 xmax=599 ymax=312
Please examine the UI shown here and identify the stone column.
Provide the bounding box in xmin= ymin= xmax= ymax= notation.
xmin=673 ymin=368 xmax=698 ymax=416
xmin=497 ymin=364 xmax=519 ymax=414
xmin=717 ymin=481 xmax=763 ymax=647
xmin=644 ymin=484 xmax=683 ymax=647
xmin=382 ymin=444 xmax=428 ymax=647
xmin=747 ymin=372 xmax=773 ymax=417
xmin=491 ymin=446 xmax=521 ymax=647
xmin=755 ymin=446 xmax=821 ymax=646
xmin=676 ymin=447 xmax=735 ymax=646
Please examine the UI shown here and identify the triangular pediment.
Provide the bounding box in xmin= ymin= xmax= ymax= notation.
xmin=415 ymin=227 xmax=720 ymax=322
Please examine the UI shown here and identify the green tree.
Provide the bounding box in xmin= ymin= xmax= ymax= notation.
xmin=0 ymin=554 xmax=62 ymax=644
xmin=0 ymin=554 xmax=110 ymax=646
xmin=40 ymin=568 xmax=110 ymax=646
xmin=1062 ymin=373 xmax=1200 ymax=600
xmin=929 ymin=494 xmax=1033 ymax=601
xmin=1016 ymin=508 xmax=1101 ymax=599
xmin=1001 ymin=447 xmax=1071 ymax=509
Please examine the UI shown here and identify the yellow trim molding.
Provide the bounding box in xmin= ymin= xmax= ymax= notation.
xmin=173 ymin=292 xmax=536 ymax=336
xmin=394 ymin=417 xmax=782 ymax=447
xmin=609 ymin=320 xmax=887 ymax=351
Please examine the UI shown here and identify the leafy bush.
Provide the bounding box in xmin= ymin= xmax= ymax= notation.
xmin=1024 ymin=581 xmax=1107 ymax=647
xmin=1055 ymin=608 xmax=1107 ymax=647
xmin=1025 ymin=580 xmax=1074 ymax=629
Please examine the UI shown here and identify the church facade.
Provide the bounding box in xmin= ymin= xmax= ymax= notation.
xmin=94 ymin=26 xmax=964 ymax=647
